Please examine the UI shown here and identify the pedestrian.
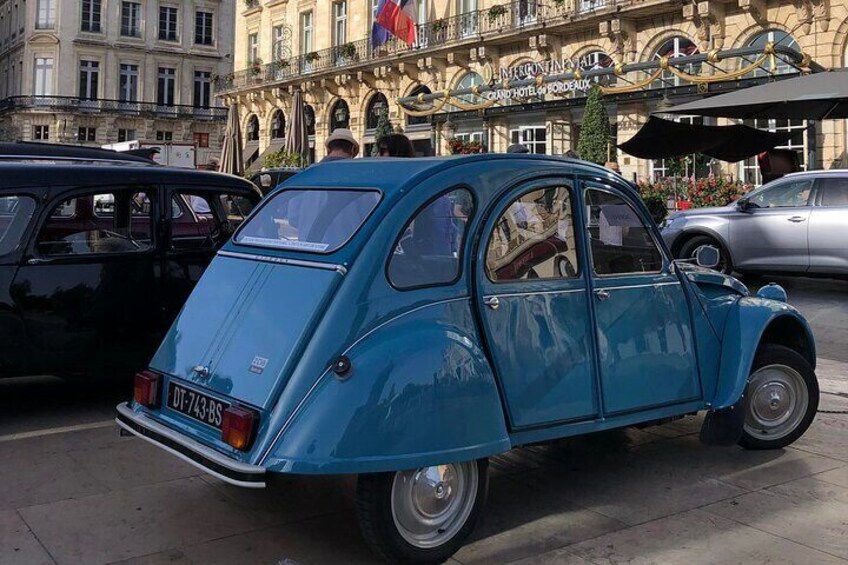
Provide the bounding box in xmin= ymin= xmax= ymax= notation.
xmin=321 ymin=128 xmax=359 ymax=162
xmin=377 ymin=133 xmax=415 ymax=157
xmin=507 ymin=143 xmax=530 ymax=154
xmin=564 ymin=149 xmax=580 ymax=159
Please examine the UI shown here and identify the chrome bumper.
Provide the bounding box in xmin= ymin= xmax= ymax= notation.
xmin=115 ymin=402 xmax=266 ymax=489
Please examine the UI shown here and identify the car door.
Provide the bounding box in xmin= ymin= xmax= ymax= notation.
xmin=730 ymin=177 xmax=814 ymax=272
xmin=477 ymin=179 xmax=599 ymax=429
xmin=584 ymin=182 xmax=701 ymax=415
xmin=808 ymin=176 xmax=848 ymax=274
xmin=11 ymin=185 xmax=159 ymax=376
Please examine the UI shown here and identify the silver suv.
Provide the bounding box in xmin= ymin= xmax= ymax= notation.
xmin=661 ymin=170 xmax=848 ymax=276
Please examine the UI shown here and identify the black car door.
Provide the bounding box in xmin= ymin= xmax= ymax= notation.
xmin=11 ymin=184 xmax=160 ymax=377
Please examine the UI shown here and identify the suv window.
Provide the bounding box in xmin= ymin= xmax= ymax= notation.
xmin=37 ymin=189 xmax=154 ymax=256
xmin=486 ymin=186 xmax=579 ymax=282
xmin=0 ymin=196 xmax=37 ymax=255
xmin=748 ymin=179 xmax=814 ymax=208
xmin=586 ymin=188 xmax=663 ymax=276
xmin=818 ymin=177 xmax=848 ymax=207
xmin=387 ymin=189 xmax=473 ymax=289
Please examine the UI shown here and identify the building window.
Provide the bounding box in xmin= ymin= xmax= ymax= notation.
xmin=81 ymin=0 xmax=102 ymax=32
xmin=79 ymin=60 xmax=99 ymax=100
xmin=654 ymin=36 xmax=700 ymax=87
xmin=159 ymin=6 xmax=178 ymax=41
xmin=248 ymin=33 xmax=259 ymax=63
xmin=121 ymin=2 xmax=141 ymax=37
xmin=329 ymin=100 xmax=349 ymax=132
xmin=118 ymin=128 xmax=136 ymax=142
xmin=193 ymin=132 xmax=210 ymax=147
xmin=157 ymin=67 xmax=176 ymax=106
xmin=78 ymin=127 xmax=97 ymax=142
xmin=333 ymin=2 xmax=346 ymax=47
xmin=741 ymin=119 xmax=808 ymax=185
xmin=407 ymin=85 xmax=431 ymax=126
xmin=193 ymin=71 xmax=211 ymax=108
xmin=300 ymin=11 xmax=313 ymax=54
xmin=273 ymin=24 xmax=289 ymax=61
xmin=749 ymin=30 xmax=800 ymax=76
xmin=36 ymin=0 xmax=55 ymax=29
xmin=34 ymin=125 xmax=49 ymax=140
xmin=119 ymin=64 xmax=139 ymax=102
xmin=366 ymin=92 xmax=389 ymax=129
xmin=195 ymin=11 xmax=213 ymax=45
xmin=510 ymin=126 xmax=547 ymax=154
xmin=271 ymin=109 xmax=285 ymax=138
xmin=246 ymin=115 xmax=259 ymax=141
xmin=156 ymin=130 xmax=173 ymax=141
xmin=34 ymin=57 xmax=54 ymax=96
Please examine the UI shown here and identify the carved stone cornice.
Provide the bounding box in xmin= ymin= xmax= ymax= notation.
xmin=683 ymin=1 xmax=726 ymax=50
xmin=599 ymin=19 xmax=636 ymax=62
xmin=739 ymin=0 xmax=767 ymax=22
xmin=794 ymin=0 xmax=830 ymax=33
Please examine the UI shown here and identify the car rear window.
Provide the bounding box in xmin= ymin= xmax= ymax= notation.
xmin=234 ymin=189 xmax=380 ymax=253
xmin=0 ymin=196 xmax=36 ymax=256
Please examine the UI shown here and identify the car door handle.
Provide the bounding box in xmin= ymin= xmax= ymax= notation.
xmin=26 ymin=257 xmax=53 ymax=265
xmin=594 ymin=289 xmax=611 ymax=301
xmin=787 ymin=216 xmax=806 ymax=223
xmin=483 ymin=296 xmax=500 ymax=310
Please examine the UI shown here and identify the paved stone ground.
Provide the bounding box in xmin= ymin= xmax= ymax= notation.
xmin=1 ymin=275 xmax=846 ymax=565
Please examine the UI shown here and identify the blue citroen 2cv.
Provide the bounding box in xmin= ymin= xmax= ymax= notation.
xmin=117 ymin=155 xmax=819 ymax=564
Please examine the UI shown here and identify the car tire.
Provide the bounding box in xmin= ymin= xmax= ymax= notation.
xmin=679 ymin=235 xmax=733 ymax=275
xmin=738 ymin=344 xmax=819 ymax=450
xmin=356 ymin=459 xmax=488 ymax=564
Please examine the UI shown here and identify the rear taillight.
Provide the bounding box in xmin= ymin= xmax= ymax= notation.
xmin=133 ymin=371 xmax=161 ymax=408
xmin=222 ymin=406 xmax=258 ymax=451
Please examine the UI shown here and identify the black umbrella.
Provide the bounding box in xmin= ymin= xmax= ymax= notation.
xmin=663 ymin=70 xmax=848 ymax=120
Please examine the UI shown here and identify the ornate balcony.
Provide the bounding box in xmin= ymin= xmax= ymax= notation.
xmin=0 ymin=96 xmax=229 ymax=120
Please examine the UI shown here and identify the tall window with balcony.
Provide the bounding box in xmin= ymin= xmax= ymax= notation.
xmin=333 ymin=2 xmax=348 ymax=65
xmin=119 ymin=64 xmax=139 ymax=104
xmin=300 ymin=11 xmax=314 ymax=71
xmin=79 ymin=60 xmax=99 ymax=100
xmin=121 ymin=2 xmax=141 ymax=38
xmin=193 ymin=71 xmax=212 ymax=109
xmin=248 ymin=33 xmax=259 ymax=63
xmin=159 ymin=6 xmax=178 ymax=41
xmin=273 ymin=24 xmax=289 ymax=61
xmin=36 ymin=0 xmax=55 ymax=29
xmin=195 ymin=11 xmax=213 ymax=45
xmin=157 ymin=67 xmax=176 ymax=108
xmin=459 ymin=0 xmax=478 ymax=38
xmin=34 ymin=57 xmax=54 ymax=97
xmin=81 ymin=0 xmax=102 ymax=33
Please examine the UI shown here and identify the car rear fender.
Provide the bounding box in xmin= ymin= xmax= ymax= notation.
xmin=673 ymin=226 xmax=734 ymax=263
xmin=712 ymin=297 xmax=815 ymax=409
xmin=258 ymin=298 xmax=511 ymax=474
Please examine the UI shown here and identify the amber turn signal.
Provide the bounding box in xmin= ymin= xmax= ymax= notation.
xmin=133 ymin=371 xmax=161 ymax=408
xmin=221 ymin=405 xmax=258 ymax=451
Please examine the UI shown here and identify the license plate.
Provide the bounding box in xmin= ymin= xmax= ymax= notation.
xmin=167 ymin=382 xmax=229 ymax=429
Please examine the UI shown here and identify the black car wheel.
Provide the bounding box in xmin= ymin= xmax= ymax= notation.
xmin=679 ymin=235 xmax=733 ymax=275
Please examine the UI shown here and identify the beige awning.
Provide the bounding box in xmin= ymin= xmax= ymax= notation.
xmin=242 ymin=141 xmax=260 ymax=171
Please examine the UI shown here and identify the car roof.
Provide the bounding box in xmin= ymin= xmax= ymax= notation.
xmin=0 ymin=141 xmax=156 ymax=164
xmin=782 ymin=169 xmax=848 ymax=179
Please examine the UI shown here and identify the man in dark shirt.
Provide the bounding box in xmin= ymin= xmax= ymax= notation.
xmin=320 ymin=128 xmax=359 ymax=162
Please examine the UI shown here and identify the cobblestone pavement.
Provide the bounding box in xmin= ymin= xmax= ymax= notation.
xmin=1 ymin=276 xmax=846 ymax=565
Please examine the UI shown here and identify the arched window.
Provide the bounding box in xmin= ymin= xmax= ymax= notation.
xmin=270 ymin=109 xmax=285 ymax=139
xmin=366 ymin=92 xmax=389 ymax=130
xmin=406 ymin=85 xmax=431 ymax=126
xmin=748 ymin=30 xmax=800 ymax=75
xmin=455 ymin=71 xmax=484 ymax=106
xmin=577 ymin=50 xmax=616 ymax=87
xmin=654 ymin=36 xmax=700 ymax=86
xmin=304 ymin=105 xmax=316 ymax=136
xmin=330 ymin=99 xmax=350 ymax=131
xmin=246 ymin=114 xmax=259 ymax=141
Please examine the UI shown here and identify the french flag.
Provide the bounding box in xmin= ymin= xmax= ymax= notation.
xmin=372 ymin=0 xmax=417 ymax=47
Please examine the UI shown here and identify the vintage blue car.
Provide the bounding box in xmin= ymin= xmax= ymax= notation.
xmin=117 ymin=155 xmax=820 ymax=564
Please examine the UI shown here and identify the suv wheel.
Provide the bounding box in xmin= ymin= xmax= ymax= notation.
xmin=679 ymin=235 xmax=732 ymax=275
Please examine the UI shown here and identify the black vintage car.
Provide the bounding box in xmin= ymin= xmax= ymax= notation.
xmin=0 ymin=148 xmax=261 ymax=379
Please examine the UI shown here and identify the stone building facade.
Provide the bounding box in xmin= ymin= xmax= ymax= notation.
xmin=0 ymin=0 xmax=236 ymax=166
xmin=222 ymin=0 xmax=848 ymax=183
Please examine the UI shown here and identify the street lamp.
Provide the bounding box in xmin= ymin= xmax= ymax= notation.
xmin=442 ymin=115 xmax=457 ymax=140
xmin=334 ymin=104 xmax=348 ymax=125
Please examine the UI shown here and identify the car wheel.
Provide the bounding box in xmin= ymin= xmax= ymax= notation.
xmin=356 ymin=459 xmax=488 ymax=564
xmin=679 ymin=235 xmax=732 ymax=275
xmin=738 ymin=344 xmax=819 ymax=450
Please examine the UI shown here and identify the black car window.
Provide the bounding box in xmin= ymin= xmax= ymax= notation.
xmin=219 ymin=193 xmax=256 ymax=228
xmin=585 ymin=188 xmax=663 ymax=276
xmin=0 ymin=196 xmax=37 ymax=256
xmin=486 ymin=186 xmax=579 ymax=282
xmin=747 ymin=179 xmax=814 ymax=208
xmin=170 ymin=192 xmax=218 ymax=251
xmin=388 ymin=188 xmax=473 ymax=290
xmin=818 ymin=177 xmax=848 ymax=207
xmin=37 ymin=189 xmax=154 ymax=256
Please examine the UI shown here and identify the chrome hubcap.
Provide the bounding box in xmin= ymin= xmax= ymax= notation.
xmin=391 ymin=462 xmax=478 ymax=549
xmin=744 ymin=364 xmax=808 ymax=441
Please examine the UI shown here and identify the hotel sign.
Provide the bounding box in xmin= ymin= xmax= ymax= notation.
xmin=485 ymin=58 xmax=594 ymax=101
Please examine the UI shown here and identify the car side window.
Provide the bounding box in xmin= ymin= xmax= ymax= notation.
xmin=37 ymin=189 xmax=154 ymax=256
xmin=219 ymin=194 xmax=256 ymax=228
xmin=817 ymin=178 xmax=848 ymax=207
xmin=170 ymin=192 xmax=218 ymax=251
xmin=585 ymin=188 xmax=663 ymax=276
xmin=387 ymin=188 xmax=473 ymax=290
xmin=748 ymin=179 xmax=814 ymax=208
xmin=486 ymin=186 xmax=579 ymax=282
xmin=0 ymin=196 xmax=36 ymax=256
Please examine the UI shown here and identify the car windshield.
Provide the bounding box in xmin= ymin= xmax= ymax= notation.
xmin=235 ymin=189 xmax=380 ymax=253
xmin=0 ymin=195 xmax=37 ymax=255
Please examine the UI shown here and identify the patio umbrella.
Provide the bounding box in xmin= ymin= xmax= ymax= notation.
xmin=663 ymin=70 xmax=848 ymax=120
xmin=284 ymin=89 xmax=310 ymax=166
xmin=219 ymin=104 xmax=244 ymax=175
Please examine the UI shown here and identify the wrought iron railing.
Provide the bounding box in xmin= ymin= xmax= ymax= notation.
xmin=0 ymin=96 xmax=228 ymax=120
xmin=216 ymin=0 xmax=626 ymax=93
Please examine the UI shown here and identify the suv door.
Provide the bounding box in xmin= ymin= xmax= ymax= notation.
xmin=731 ymin=177 xmax=814 ymax=272
xmin=12 ymin=185 xmax=159 ymax=376
xmin=476 ymin=179 xmax=599 ymax=429
xmin=584 ymin=182 xmax=701 ymax=414
xmin=808 ymin=176 xmax=848 ymax=274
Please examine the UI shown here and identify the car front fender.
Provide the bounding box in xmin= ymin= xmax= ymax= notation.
xmin=712 ymin=297 xmax=815 ymax=409
xmin=259 ymin=298 xmax=510 ymax=474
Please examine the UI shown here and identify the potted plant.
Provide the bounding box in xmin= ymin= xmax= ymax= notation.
xmin=487 ymin=4 xmax=507 ymax=23
xmin=250 ymin=58 xmax=263 ymax=76
xmin=340 ymin=43 xmax=357 ymax=60
xmin=431 ymin=19 xmax=447 ymax=33
xmin=305 ymin=51 xmax=320 ymax=63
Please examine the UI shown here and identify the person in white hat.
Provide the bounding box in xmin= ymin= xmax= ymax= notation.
xmin=321 ymin=128 xmax=360 ymax=162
